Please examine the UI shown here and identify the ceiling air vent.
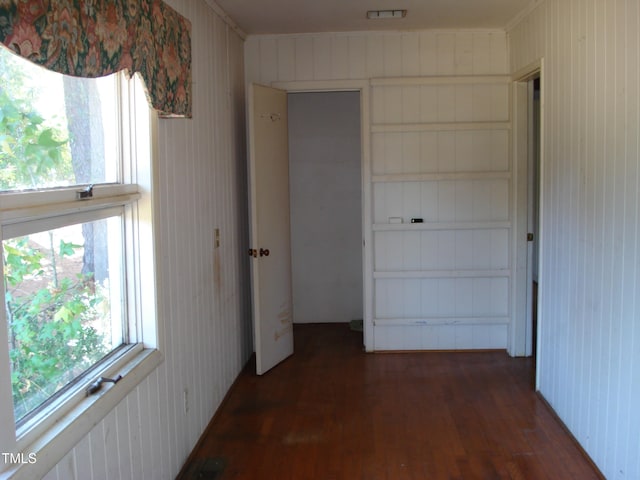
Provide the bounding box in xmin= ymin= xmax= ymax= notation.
xmin=366 ymin=9 xmax=407 ymax=19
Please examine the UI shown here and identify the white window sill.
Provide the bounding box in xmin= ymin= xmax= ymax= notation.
xmin=0 ymin=348 xmax=163 ymax=480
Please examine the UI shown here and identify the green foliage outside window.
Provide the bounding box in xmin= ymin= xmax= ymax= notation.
xmin=0 ymin=50 xmax=72 ymax=190
xmin=4 ymin=237 xmax=108 ymax=419
xmin=1 ymin=50 xmax=108 ymax=421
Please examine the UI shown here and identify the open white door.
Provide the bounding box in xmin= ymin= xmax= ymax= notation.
xmin=248 ymin=83 xmax=294 ymax=375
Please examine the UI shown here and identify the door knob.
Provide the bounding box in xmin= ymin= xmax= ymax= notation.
xmin=260 ymin=248 xmax=270 ymax=257
xmin=248 ymin=248 xmax=257 ymax=257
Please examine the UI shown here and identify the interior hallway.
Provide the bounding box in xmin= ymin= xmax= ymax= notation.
xmin=179 ymin=324 xmax=602 ymax=479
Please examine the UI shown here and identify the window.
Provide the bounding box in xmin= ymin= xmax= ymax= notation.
xmin=0 ymin=46 xmax=160 ymax=474
xmin=5 ymin=217 xmax=126 ymax=423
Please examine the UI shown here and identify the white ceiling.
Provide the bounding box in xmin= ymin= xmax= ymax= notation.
xmin=213 ymin=0 xmax=533 ymax=35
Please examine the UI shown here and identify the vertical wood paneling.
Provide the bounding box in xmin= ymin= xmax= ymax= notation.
xmin=366 ymin=34 xmax=385 ymax=78
xmin=489 ymin=32 xmax=508 ymax=74
xmin=510 ymin=1 xmax=640 ymax=479
xmin=41 ymin=1 xmax=251 ymax=479
xmin=103 ymin=409 xmax=119 ymax=479
xmin=72 ymin=434 xmax=91 ymax=479
xmin=258 ymin=37 xmax=278 ymax=85
xmin=136 ymin=377 xmax=153 ymax=479
xmin=373 ymin=179 xmax=509 ymax=223
xmin=88 ymin=426 xmax=107 ymax=479
xmin=382 ymin=34 xmax=403 ymax=76
xmin=55 ymin=450 xmax=74 ymax=480
xmin=401 ymin=33 xmax=420 ymax=77
xmin=294 ymin=37 xmax=314 ymax=80
xmin=115 ymin=403 xmax=132 ymax=479
xmin=375 ymin=229 xmax=508 ymax=271
xmin=276 ymin=37 xmax=295 ymax=81
xmin=347 ymin=35 xmax=367 ymax=79
xmin=436 ymin=33 xmax=456 ymax=75
xmin=312 ymin=36 xmax=332 ymax=79
xmin=331 ymin=36 xmax=349 ymax=79
xmin=455 ymin=32 xmax=474 ymax=75
xmin=370 ymin=84 xmax=509 ymax=124
xmin=471 ymin=33 xmax=491 ymax=74
xmin=418 ymin=32 xmax=438 ymax=76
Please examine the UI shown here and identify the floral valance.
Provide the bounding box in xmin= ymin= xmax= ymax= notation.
xmin=0 ymin=0 xmax=192 ymax=118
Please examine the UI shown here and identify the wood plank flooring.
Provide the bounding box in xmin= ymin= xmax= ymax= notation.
xmin=178 ymin=324 xmax=603 ymax=480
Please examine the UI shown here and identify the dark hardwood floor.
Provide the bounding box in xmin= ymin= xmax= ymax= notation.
xmin=179 ymin=323 xmax=602 ymax=480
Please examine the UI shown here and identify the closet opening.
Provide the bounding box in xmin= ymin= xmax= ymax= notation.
xmin=287 ymin=91 xmax=363 ymax=340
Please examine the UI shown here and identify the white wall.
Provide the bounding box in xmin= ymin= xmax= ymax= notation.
xmin=42 ymin=1 xmax=251 ymax=478
xmin=510 ymin=1 xmax=640 ymax=478
xmin=245 ymin=31 xmax=508 ymax=83
xmin=246 ymin=31 xmax=513 ymax=351
xmin=288 ymin=91 xmax=363 ymax=324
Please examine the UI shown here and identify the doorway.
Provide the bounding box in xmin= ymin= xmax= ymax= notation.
xmin=287 ymin=91 xmax=363 ymax=331
xmin=512 ymin=62 xmax=543 ymax=372
xmin=527 ymin=76 xmax=541 ymax=364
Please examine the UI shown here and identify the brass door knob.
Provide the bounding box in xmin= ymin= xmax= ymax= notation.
xmin=259 ymin=248 xmax=270 ymax=257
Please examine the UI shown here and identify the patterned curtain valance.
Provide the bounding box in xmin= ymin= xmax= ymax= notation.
xmin=0 ymin=0 xmax=192 ymax=118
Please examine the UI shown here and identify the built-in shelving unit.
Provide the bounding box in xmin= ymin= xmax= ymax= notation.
xmin=369 ymin=74 xmax=512 ymax=350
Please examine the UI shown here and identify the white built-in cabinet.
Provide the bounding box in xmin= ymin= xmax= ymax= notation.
xmin=369 ymin=75 xmax=512 ymax=350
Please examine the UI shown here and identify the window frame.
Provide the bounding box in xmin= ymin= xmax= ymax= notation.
xmin=0 ymin=72 xmax=162 ymax=480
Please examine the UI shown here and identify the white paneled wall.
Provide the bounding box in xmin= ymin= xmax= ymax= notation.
xmin=373 ymin=179 xmax=509 ymax=223
xmin=245 ymin=31 xmax=511 ymax=351
xmin=370 ymin=82 xmax=509 ymax=124
xmin=42 ymin=2 xmax=251 ymax=479
xmin=375 ymin=229 xmax=509 ymax=272
xmin=510 ymin=1 xmax=640 ymax=479
xmin=372 ymin=129 xmax=510 ymax=175
xmin=246 ymin=31 xmax=508 ymax=84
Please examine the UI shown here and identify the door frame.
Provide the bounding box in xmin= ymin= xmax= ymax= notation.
xmin=511 ymin=60 xmax=544 ymax=382
xmin=272 ymin=79 xmax=373 ymax=352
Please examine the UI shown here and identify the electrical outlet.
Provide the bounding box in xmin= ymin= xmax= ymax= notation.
xmin=183 ymin=388 xmax=189 ymax=415
xmin=214 ymin=228 xmax=220 ymax=248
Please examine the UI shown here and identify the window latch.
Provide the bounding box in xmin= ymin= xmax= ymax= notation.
xmin=76 ymin=184 xmax=94 ymax=200
xmin=86 ymin=375 xmax=123 ymax=396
